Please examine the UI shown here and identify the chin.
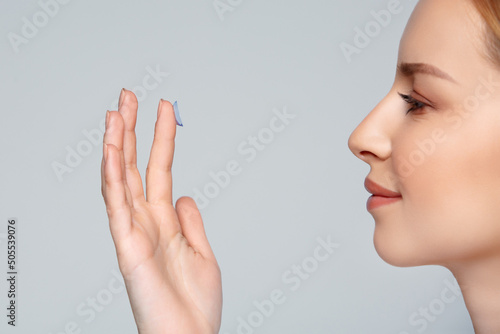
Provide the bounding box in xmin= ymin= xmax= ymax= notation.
xmin=373 ymin=230 xmax=431 ymax=268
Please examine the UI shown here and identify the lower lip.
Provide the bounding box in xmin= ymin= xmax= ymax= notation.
xmin=366 ymin=195 xmax=402 ymax=211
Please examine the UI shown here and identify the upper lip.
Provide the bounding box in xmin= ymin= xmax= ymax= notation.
xmin=364 ymin=178 xmax=402 ymax=197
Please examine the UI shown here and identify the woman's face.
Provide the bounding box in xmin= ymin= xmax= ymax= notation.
xmin=348 ymin=0 xmax=500 ymax=267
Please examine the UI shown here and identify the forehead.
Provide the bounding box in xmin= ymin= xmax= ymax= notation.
xmin=398 ymin=0 xmax=485 ymax=81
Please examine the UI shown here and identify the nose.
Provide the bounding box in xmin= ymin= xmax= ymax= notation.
xmin=348 ymin=95 xmax=395 ymax=164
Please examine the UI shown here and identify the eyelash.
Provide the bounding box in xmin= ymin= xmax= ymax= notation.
xmin=398 ymin=92 xmax=426 ymax=115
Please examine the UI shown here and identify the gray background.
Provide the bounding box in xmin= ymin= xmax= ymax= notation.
xmin=0 ymin=0 xmax=475 ymax=333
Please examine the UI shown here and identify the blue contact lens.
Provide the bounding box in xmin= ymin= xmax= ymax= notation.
xmin=173 ymin=101 xmax=183 ymax=126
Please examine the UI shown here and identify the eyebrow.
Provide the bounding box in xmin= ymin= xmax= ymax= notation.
xmin=397 ymin=62 xmax=458 ymax=84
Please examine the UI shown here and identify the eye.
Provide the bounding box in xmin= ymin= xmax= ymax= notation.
xmin=398 ymin=92 xmax=426 ymax=115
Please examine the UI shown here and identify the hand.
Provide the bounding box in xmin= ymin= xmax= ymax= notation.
xmin=100 ymin=89 xmax=222 ymax=334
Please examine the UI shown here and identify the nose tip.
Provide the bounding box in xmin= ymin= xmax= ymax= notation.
xmin=347 ymin=130 xmax=358 ymax=156
xmin=348 ymin=124 xmax=392 ymax=163
xmin=347 ymin=105 xmax=394 ymax=163
xmin=348 ymin=124 xmax=368 ymax=162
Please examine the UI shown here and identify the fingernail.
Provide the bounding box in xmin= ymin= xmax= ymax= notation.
xmin=106 ymin=110 xmax=111 ymax=128
xmin=173 ymin=101 xmax=183 ymax=126
xmin=103 ymin=143 xmax=108 ymax=162
xmin=118 ymin=88 xmax=126 ymax=109
xmin=158 ymin=99 xmax=163 ymax=118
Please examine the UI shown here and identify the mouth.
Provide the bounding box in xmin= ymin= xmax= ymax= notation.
xmin=364 ymin=178 xmax=402 ymax=211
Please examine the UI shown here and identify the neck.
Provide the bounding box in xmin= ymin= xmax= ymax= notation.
xmin=447 ymin=255 xmax=500 ymax=334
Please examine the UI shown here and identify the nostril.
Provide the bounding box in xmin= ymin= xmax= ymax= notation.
xmin=358 ymin=150 xmax=376 ymax=161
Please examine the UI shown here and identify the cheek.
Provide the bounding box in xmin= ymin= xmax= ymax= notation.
xmin=392 ymin=114 xmax=500 ymax=261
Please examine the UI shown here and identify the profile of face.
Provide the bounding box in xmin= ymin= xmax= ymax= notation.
xmin=348 ymin=0 xmax=500 ymax=268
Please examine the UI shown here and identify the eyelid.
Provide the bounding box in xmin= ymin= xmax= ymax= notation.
xmin=397 ymin=92 xmax=427 ymax=115
xmin=409 ymin=90 xmax=436 ymax=108
xmin=398 ymin=92 xmax=422 ymax=105
xmin=398 ymin=90 xmax=437 ymax=111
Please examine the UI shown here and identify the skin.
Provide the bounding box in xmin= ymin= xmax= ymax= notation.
xmin=101 ymin=90 xmax=222 ymax=334
xmin=348 ymin=0 xmax=500 ymax=332
xmin=101 ymin=0 xmax=500 ymax=333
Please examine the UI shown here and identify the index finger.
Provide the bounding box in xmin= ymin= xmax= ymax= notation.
xmin=145 ymin=99 xmax=178 ymax=206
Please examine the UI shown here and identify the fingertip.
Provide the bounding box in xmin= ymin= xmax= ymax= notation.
xmin=125 ymin=89 xmax=138 ymax=107
xmin=119 ymin=88 xmax=138 ymax=111
xmin=175 ymin=196 xmax=201 ymax=227
xmin=176 ymin=196 xmax=198 ymax=212
xmin=109 ymin=110 xmax=126 ymax=130
xmin=175 ymin=196 xmax=215 ymax=259
xmin=160 ymin=98 xmax=172 ymax=107
xmin=158 ymin=98 xmax=173 ymax=115
xmin=157 ymin=99 xmax=163 ymax=118
xmin=157 ymin=99 xmax=182 ymax=127
xmin=118 ymin=88 xmax=126 ymax=109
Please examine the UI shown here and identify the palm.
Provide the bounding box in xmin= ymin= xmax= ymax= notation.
xmin=101 ymin=90 xmax=222 ymax=334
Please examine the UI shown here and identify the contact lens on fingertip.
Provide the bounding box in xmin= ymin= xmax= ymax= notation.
xmin=173 ymin=101 xmax=183 ymax=127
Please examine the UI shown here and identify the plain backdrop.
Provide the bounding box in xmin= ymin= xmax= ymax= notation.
xmin=0 ymin=0 xmax=474 ymax=333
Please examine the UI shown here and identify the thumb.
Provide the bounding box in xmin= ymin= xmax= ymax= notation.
xmin=175 ymin=196 xmax=216 ymax=261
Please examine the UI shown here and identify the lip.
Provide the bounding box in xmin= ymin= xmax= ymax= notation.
xmin=364 ymin=178 xmax=402 ymax=211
